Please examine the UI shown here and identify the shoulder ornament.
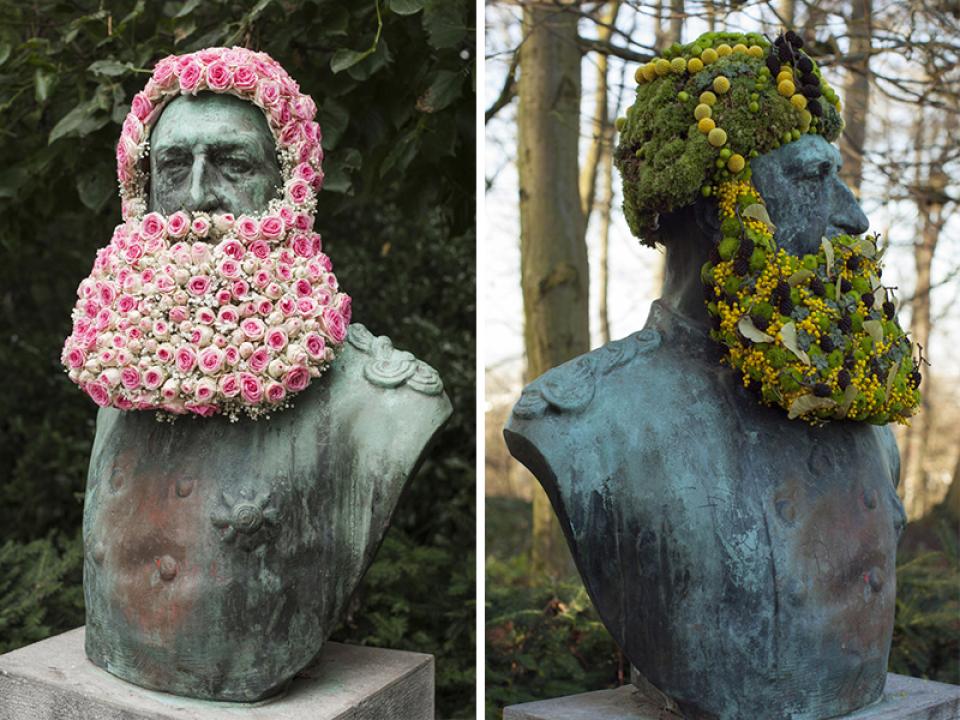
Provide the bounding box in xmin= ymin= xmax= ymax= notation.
xmin=346 ymin=324 xmax=444 ymax=396
xmin=512 ymin=329 xmax=662 ymax=419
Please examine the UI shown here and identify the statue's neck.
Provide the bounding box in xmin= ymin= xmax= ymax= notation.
xmin=657 ymin=225 xmax=714 ymax=331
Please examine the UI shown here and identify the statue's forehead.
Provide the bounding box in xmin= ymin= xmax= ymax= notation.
xmin=756 ymin=135 xmax=843 ymax=177
xmin=150 ymin=93 xmax=274 ymax=151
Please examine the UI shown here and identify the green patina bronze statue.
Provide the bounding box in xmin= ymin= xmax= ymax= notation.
xmin=64 ymin=47 xmax=451 ymax=702
xmin=506 ymin=31 xmax=919 ymax=720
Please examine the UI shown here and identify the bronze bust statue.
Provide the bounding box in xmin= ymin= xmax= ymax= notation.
xmin=65 ymin=48 xmax=451 ymax=701
xmin=506 ymin=31 xmax=917 ymax=720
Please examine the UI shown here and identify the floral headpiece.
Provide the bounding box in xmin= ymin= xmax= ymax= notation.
xmin=616 ymin=31 xmax=921 ymax=424
xmin=62 ymin=47 xmax=350 ymax=420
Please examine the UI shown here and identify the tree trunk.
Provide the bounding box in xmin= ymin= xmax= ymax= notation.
xmin=669 ymin=0 xmax=684 ymax=45
xmin=840 ymin=0 xmax=871 ymax=197
xmin=518 ymin=2 xmax=589 ymax=577
xmin=780 ymin=0 xmax=796 ymax=28
xmin=599 ymin=126 xmax=614 ymax=344
xmin=580 ymin=1 xmax=621 ymax=232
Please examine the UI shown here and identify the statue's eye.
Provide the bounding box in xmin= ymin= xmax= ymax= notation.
xmin=803 ymin=161 xmax=832 ymax=181
xmin=158 ymin=156 xmax=189 ymax=174
xmin=223 ymin=157 xmax=253 ymax=174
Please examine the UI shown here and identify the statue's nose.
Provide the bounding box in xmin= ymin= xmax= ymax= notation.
xmin=830 ymin=178 xmax=869 ymax=236
xmin=186 ymin=154 xmax=222 ymax=213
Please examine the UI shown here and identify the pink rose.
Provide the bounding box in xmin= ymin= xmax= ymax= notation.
xmin=169 ymin=306 xmax=189 ymax=323
xmin=233 ymin=65 xmax=257 ymax=92
xmin=255 ymin=80 xmax=281 ymax=107
xmin=295 ymin=279 xmax=312 ymax=297
xmin=224 ymin=345 xmax=240 ymax=365
xmin=191 ymin=216 xmax=211 ymax=238
xmin=279 ymin=122 xmax=301 ymax=147
xmin=219 ymin=373 xmax=241 ymax=398
xmin=240 ymin=317 xmax=265 ymax=340
xmin=179 ymin=60 xmax=203 ymax=93
xmin=292 ymin=233 xmax=315 ymax=258
xmin=239 ymin=372 xmax=263 ymax=403
xmin=155 ymin=273 xmax=175 ymax=293
xmin=124 ymin=244 xmax=144 ymax=264
xmin=187 ymin=276 xmax=211 ymax=295
xmin=98 ymin=282 xmax=117 ymax=306
xmin=339 ymin=295 xmax=352 ymax=324
xmin=260 ymin=215 xmax=284 ymax=240
xmin=156 ymin=343 xmax=174 ymax=362
xmin=131 ymin=92 xmax=153 ymax=122
xmin=206 ymin=61 xmax=232 ymax=91
xmin=167 ymin=211 xmax=190 ymax=238
xmin=140 ymin=212 xmax=165 ymax=241
xmin=266 ymin=328 xmax=288 ymax=352
xmin=117 ymin=295 xmax=136 ymax=313
xmin=86 ymin=381 xmax=111 ymax=407
xmin=217 ymin=306 xmax=239 ymax=325
xmin=285 ymin=179 xmax=310 ymax=205
xmin=219 ymin=239 xmax=244 ymax=259
xmin=295 ymin=162 xmax=316 ymax=184
xmin=279 ymin=206 xmax=294 ymax=228
xmin=143 ymin=367 xmax=165 ymax=389
xmin=294 ymin=213 xmax=313 ymax=232
xmin=232 ymin=280 xmax=250 ymax=298
xmin=196 ymin=307 xmax=215 ymax=325
xmin=120 ymin=367 xmax=141 ymax=390
xmin=175 ymin=346 xmax=197 ymax=374
xmin=265 ymin=381 xmax=286 ymax=403
xmin=249 ymin=239 xmax=270 ymax=259
xmin=304 ymin=332 xmax=326 ymax=359
xmin=65 ymin=347 xmax=86 ymax=369
xmin=219 ymin=259 xmax=241 ymax=279
xmin=253 ymin=270 xmax=271 ymax=287
xmin=215 ymin=288 xmax=232 ymax=305
xmin=199 ymin=347 xmax=224 ymax=374
xmin=152 ymin=58 xmax=176 ymax=87
xmin=279 ymin=296 xmax=297 ymax=315
xmin=237 ymin=215 xmax=259 ymax=242
xmin=297 ymin=297 xmax=317 ymax=316
xmin=322 ymin=307 xmax=347 ymax=344
xmin=248 ymin=348 xmax=270 ymax=373
xmin=194 ymin=377 xmax=217 ymax=402
xmin=276 ymin=264 xmax=292 ymax=280
xmin=283 ymin=366 xmax=310 ymax=392
xmin=213 ymin=213 xmax=235 ymax=233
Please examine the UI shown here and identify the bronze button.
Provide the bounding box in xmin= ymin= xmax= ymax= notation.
xmin=866 ymin=567 xmax=883 ymax=592
xmin=176 ymin=478 xmax=195 ymax=498
xmin=158 ymin=555 xmax=178 ymax=581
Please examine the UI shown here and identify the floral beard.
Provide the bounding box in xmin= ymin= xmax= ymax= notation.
xmin=62 ymin=207 xmax=351 ymax=421
xmin=702 ymin=180 xmax=921 ymax=425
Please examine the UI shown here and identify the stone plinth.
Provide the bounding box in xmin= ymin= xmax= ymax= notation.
xmin=0 ymin=627 xmax=433 ymax=720
xmin=503 ymin=674 xmax=960 ymax=720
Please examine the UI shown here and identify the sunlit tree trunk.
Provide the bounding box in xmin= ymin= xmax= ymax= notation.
xmin=518 ymin=2 xmax=588 ymax=576
xmin=580 ymin=1 xmax=621 ymax=232
xmin=669 ymin=0 xmax=684 ymax=45
xmin=840 ymin=0 xmax=871 ymax=197
xmin=599 ymin=127 xmax=614 ymax=344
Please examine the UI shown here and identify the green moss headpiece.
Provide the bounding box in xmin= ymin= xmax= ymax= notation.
xmin=615 ymin=30 xmax=844 ymax=245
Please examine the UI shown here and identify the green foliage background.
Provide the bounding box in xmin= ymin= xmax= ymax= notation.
xmin=0 ymin=1 xmax=475 ymax=717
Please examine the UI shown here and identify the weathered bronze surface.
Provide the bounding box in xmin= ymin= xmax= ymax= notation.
xmin=83 ymin=92 xmax=452 ymax=701
xmin=505 ymin=136 xmax=905 ymax=720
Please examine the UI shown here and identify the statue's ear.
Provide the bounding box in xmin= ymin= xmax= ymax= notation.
xmin=693 ymin=196 xmax=721 ymax=240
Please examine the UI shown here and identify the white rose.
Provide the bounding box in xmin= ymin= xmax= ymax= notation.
xmin=267 ymin=359 xmax=286 ymax=379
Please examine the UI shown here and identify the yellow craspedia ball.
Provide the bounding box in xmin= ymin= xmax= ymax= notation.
xmin=702 ymin=47 xmax=719 ymax=64
xmin=713 ymin=76 xmax=731 ymax=94
xmin=777 ymin=70 xmax=794 ymax=84
xmin=748 ymin=45 xmax=764 ymax=58
xmin=655 ymin=58 xmax=671 ymax=76
xmin=698 ymin=117 xmax=716 ymax=133
xmin=778 ymin=79 xmax=796 ymax=97
xmin=790 ymin=93 xmax=808 ymax=110
xmin=694 ymin=103 xmax=712 ymax=121
xmin=687 ymin=57 xmax=704 ymax=73
xmin=615 ymin=116 xmax=626 ymax=132
xmin=733 ymin=43 xmax=748 ymax=54
xmin=708 ymin=127 xmax=728 ymax=147
xmin=799 ymin=109 xmax=812 ymax=131
xmin=716 ymin=43 xmax=733 ymax=57
xmin=699 ymin=90 xmax=717 ymax=106
xmin=671 ymin=57 xmax=687 ymax=73
xmin=641 ymin=62 xmax=658 ymax=82
xmin=727 ymin=153 xmax=745 ymax=172
xmin=634 ymin=66 xmax=646 ymax=83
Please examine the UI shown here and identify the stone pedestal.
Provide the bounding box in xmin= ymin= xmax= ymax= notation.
xmin=0 ymin=627 xmax=434 ymax=720
xmin=503 ymin=674 xmax=960 ymax=720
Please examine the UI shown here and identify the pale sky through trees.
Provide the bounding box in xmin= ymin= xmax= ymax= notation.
xmin=483 ymin=2 xmax=960 ymax=395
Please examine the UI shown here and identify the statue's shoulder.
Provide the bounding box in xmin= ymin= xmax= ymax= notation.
xmin=330 ymin=322 xmax=452 ymax=420
xmin=506 ymin=327 xmax=668 ymax=427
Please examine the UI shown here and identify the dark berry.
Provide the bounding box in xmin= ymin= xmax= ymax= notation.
xmin=786 ymin=31 xmax=803 ymax=48
xmin=774 ymin=35 xmax=786 ymax=48
xmin=838 ymin=369 xmax=851 ymax=389
xmin=778 ymin=43 xmax=793 ymax=62
xmin=725 ymin=292 xmax=738 ymax=305
xmin=840 ymin=278 xmax=852 ymax=293
xmin=808 ymin=99 xmax=823 ymax=116
xmin=813 ymin=382 xmax=831 ymax=397
xmin=839 ymin=315 xmax=853 ymax=333
xmin=747 ymin=379 xmax=763 ymax=395
xmin=810 ymin=277 xmax=825 ymax=296
xmin=883 ymin=301 xmax=895 ymax=319
xmin=820 ymin=336 xmax=834 ymax=352
xmin=797 ymin=55 xmax=813 ymax=73
xmin=802 ymin=84 xmax=822 ymax=99
xmin=709 ymin=245 xmax=721 ymax=263
xmin=861 ymin=292 xmax=874 ymax=308
xmin=801 ymin=72 xmax=818 ymax=85
xmin=843 ymin=355 xmax=856 ymax=370
xmin=733 ymin=255 xmax=750 ymax=275
xmin=870 ymin=359 xmax=883 ymax=379
xmin=779 ymin=297 xmax=794 ymax=315
xmin=766 ymin=54 xmax=781 ymax=75
xmin=846 ymin=255 xmax=861 ymax=272
xmin=774 ymin=281 xmax=789 ymax=301
xmin=752 ymin=314 xmax=770 ymax=331
xmin=910 ymin=370 xmax=922 ymax=387
xmin=711 ymin=315 xmax=722 ymax=331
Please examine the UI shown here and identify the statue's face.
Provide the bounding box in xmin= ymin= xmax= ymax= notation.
xmin=751 ymin=134 xmax=869 ymax=256
xmin=148 ymin=93 xmax=282 ymax=216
